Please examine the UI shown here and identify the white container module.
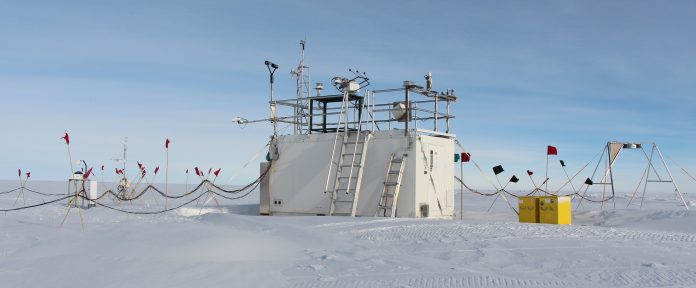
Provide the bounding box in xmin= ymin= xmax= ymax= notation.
xmin=261 ymin=130 xmax=455 ymax=218
xmin=254 ymin=61 xmax=458 ymax=218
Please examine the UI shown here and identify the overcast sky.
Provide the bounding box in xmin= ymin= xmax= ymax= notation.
xmin=1 ymin=1 xmax=695 ymax=194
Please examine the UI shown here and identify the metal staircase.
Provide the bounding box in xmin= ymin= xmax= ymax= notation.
xmin=376 ymin=153 xmax=407 ymax=217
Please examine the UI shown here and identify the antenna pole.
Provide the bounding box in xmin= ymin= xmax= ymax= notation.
xmin=123 ymin=137 xmax=128 ymax=172
xmin=265 ymin=60 xmax=279 ymax=136
xmin=295 ymin=39 xmax=311 ymax=135
xmin=460 ymin=159 xmax=463 ymax=220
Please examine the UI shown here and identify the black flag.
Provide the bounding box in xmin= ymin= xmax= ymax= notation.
xmin=510 ymin=175 xmax=519 ymax=183
xmin=584 ymin=178 xmax=594 ymax=185
xmin=492 ymin=165 xmax=504 ymax=175
xmin=560 ymin=160 xmax=566 ymax=167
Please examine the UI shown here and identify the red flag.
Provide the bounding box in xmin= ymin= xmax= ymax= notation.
xmin=83 ymin=167 xmax=93 ymax=180
xmin=547 ymin=145 xmax=558 ymax=156
xmin=142 ymin=169 xmax=146 ymax=177
xmin=460 ymin=152 xmax=471 ymax=162
xmin=101 ymin=165 xmax=105 ymax=171
xmin=18 ymin=169 xmax=21 ymax=177
xmin=26 ymin=172 xmax=30 ymax=178
xmin=137 ymin=161 xmax=143 ymax=170
xmin=115 ymin=168 xmax=119 ymax=174
xmin=213 ymin=168 xmax=221 ymax=177
xmin=154 ymin=166 xmax=160 ymax=175
xmin=527 ymin=170 xmax=533 ymax=176
xmin=194 ymin=167 xmax=200 ymax=177
xmin=208 ymin=168 xmax=212 ymax=175
xmin=61 ymin=132 xmax=70 ymax=145
xmin=165 ymin=138 xmax=170 ymax=149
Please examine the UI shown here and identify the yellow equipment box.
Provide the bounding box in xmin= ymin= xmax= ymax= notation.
xmin=538 ymin=196 xmax=572 ymax=225
xmin=518 ymin=196 xmax=539 ymax=223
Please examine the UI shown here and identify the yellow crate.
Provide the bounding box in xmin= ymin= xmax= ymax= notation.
xmin=538 ymin=196 xmax=572 ymax=225
xmin=518 ymin=196 xmax=539 ymax=223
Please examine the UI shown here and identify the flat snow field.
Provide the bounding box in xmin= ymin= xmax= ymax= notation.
xmin=1 ymin=181 xmax=695 ymax=288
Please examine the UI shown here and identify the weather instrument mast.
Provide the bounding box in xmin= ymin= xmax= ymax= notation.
xmin=112 ymin=137 xmax=130 ymax=195
xmin=291 ymin=39 xmax=312 ymax=134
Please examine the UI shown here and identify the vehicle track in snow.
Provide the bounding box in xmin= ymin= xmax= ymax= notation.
xmin=300 ymin=219 xmax=696 ymax=287
xmin=555 ymin=267 xmax=696 ymax=287
xmin=289 ymin=272 xmax=572 ymax=288
xmin=316 ymin=221 xmax=696 ymax=244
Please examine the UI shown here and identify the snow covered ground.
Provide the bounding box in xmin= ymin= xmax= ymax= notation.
xmin=1 ymin=180 xmax=695 ymax=288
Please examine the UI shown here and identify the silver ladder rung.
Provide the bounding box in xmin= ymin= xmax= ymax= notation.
xmin=384 ymin=182 xmax=399 ymax=186
xmin=342 ymin=153 xmax=362 ymax=157
xmin=341 ymin=164 xmax=362 ymax=168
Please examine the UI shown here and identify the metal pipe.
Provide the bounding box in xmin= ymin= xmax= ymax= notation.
xmin=446 ymin=99 xmax=450 ymax=133
xmin=372 ymin=88 xmax=406 ymax=93
xmin=405 ymin=87 xmax=410 ymax=136
xmin=309 ymin=99 xmax=313 ymax=134
xmin=655 ymin=144 xmax=689 ymax=209
xmin=265 ymin=60 xmax=279 ymax=136
xmin=434 ymin=90 xmax=438 ymax=132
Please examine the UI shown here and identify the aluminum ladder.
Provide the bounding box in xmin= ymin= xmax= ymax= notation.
xmin=328 ymin=130 xmax=372 ymax=216
xmin=376 ymin=153 xmax=407 ymax=217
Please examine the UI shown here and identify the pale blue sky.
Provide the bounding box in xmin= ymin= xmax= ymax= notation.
xmin=1 ymin=1 xmax=695 ymax=194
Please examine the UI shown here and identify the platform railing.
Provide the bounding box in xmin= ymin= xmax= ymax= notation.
xmin=271 ymin=83 xmax=456 ymax=135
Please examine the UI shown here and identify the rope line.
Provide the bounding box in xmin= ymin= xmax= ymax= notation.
xmin=0 ymin=161 xmax=272 ymax=214
xmin=0 ymin=195 xmax=72 ymax=212
xmin=454 ymin=175 xmax=614 ymax=203
xmin=0 ymin=187 xmax=21 ymax=195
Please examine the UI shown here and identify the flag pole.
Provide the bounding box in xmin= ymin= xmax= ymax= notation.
xmin=209 ymin=169 xmax=221 ymax=208
xmin=165 ymin=149 xmax=168 ymax=210
xmin=460 ymin=160 xmax=463 ymax=220
xmin=100 ymin=165 xmax=105 ymax=198
xmin=60 ymin=132 xmax=84 ymax=230
xmin=545 ymin=153 xmax=549 ymax=193
xmin=21 ymin=172 xmax=30 ymax=204
xmin=15 ymin=170 xmax=25 ymax=206
xmin=148 ymin=167 xmax=160 ymax=205
xmin=165 ymin=138 xmax=170 ymax=211
xmin=544 ymin=146 xmax=558 ymax=194
xmin=487 ymin=173 xmax=504 ymax=212
xmin=194 ymin=167 xmax=206 ymax=206
xmin=526 ymin=171 xmax=540 ymax=195
xmin=561 ymin=166 xmax=579 ymax=198
xmin=528 ymin=175 xmax=538 ymax=190
xmin=200 ymin=168 xmax=220 ymax=208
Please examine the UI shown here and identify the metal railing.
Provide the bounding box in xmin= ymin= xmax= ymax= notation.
xmin=271 ymin=81 xmax=457 ymax=136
